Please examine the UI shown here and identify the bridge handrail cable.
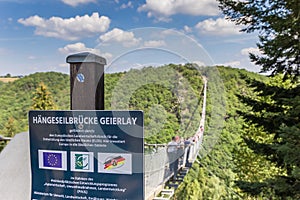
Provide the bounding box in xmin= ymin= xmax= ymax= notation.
xmin=145 ymin=78 xmax=207 ymax=200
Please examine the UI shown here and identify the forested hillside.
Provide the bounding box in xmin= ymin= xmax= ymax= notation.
xmin=106 ymin=64 xmax=204 ymax=144
xmin=175 ymin=66 xmax=299 ymax=199
xmin=0 ymin=63 xmax=203 ymax=147
xmin=0 ymin=72 xmax=70 ymax=136
xmin=1 ymin=65 xmax=298 ymax=199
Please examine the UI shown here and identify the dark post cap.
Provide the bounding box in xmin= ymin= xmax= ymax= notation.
xmin=66 ymin=52 xmax=106 ymax=65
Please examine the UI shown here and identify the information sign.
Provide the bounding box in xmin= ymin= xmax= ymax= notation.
xmin=29 ymin=110 xmax=144 ymax=200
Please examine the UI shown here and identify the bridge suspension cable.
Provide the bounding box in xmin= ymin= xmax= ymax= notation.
xmin=145 ymin=78 xmax=207 ymax=200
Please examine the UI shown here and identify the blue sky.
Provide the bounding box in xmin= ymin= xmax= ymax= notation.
xmin=0 ymin=0 xmax=262 ymax=75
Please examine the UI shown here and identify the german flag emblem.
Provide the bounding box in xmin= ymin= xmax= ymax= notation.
xmin=104 ymin=156 xmax=125 ymax=170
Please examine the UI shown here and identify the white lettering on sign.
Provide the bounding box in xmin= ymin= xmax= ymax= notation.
xmin=32 ymin=115 xmax=138 ymax=126
xmin=99 ymin=117 xmax=137 ymax=125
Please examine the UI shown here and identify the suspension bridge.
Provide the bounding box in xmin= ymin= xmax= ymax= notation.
xmin=145 ymin=77 xmax=207 ymax=200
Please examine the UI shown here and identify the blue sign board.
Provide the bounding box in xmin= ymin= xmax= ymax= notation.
xmin=29 ymin=110 xmax=144 ymax=200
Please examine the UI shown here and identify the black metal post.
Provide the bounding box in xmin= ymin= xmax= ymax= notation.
xmin=67 ymin=52 xmax=106 ymax=110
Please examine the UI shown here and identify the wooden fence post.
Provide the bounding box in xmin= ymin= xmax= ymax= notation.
xmin=67 ymin=52 xmax=106 ymax=110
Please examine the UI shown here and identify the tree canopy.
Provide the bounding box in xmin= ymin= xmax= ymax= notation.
xmin=218 ymin=0 xmax=300 ymax=198
xmin=237 ymin=75 xmax=300 ymax=198
xmin=31 ymin=82 xmax=56 ymax=110
xmin=218 ymin=0 xmax=300 ymax=77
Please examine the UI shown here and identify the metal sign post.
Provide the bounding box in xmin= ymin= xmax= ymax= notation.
xmin=29 ymin=53 xmax=145 ymax=200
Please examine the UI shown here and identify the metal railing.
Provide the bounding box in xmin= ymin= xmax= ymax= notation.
xmin=144 ymin=136 xmax=203 ymax=200
xmin=0 ymin=135 xmax=11 ymax=141
xmin=144 ymin=78 xmax=207 ymax=199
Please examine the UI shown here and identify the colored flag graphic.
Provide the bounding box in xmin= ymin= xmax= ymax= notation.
xmin=70 ymin=151 xmax=94 ymax=172
xmin=104 ymin=156 xmax=125 ymax=170
xmin=98 ymin=153 xmax=132 ymax=174
xmin=38 ymin=150 xmax=67 ymax=171
xmin=75 ymin=154 xmax=89 ymax=170
xmin=43 ymin=152 xmax=62 ymax=168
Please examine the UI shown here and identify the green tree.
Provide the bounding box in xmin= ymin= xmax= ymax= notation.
xmin=237 ymin=75 xmax=299 ymax=199
xmin=0 ymin=117 xmax=17 ymax=138
xmin=0 ymin=117 xmax=17 ymax=151
xmin=218 ymin=0 xmax=300 ymax=77
xmin=218 ymin=0 xmax=300 ymax=198
xmin=4 ymin=73 xmax=11 ymax=78
xmin=3 ymin=117 xmax=17 ymax=137
xmin=31 ymin=82 xmax=56 ymax=110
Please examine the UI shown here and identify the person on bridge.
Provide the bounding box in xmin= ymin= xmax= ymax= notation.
xmin=184 ymin=137 xmax=193 ymax=167
xmin=167 ymin=135 xmax=180 ymax=180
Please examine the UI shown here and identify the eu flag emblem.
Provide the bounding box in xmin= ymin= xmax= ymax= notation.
xmin=38 ymin=150 xmax=67 ymax=171
xmin=43 ymin=152 xmax=62 ymax=168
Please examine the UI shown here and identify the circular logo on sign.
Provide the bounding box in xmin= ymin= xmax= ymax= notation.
xmin=76 ymin=73 xmax=85 ymax=83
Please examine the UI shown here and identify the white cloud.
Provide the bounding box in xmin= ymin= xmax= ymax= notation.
xmin=58 ymin=42 xmax=112 ymax=59
xmin=138 ymin=0 xmax=219 ymax=21
xmin=143 ymin=40 xmax=166 ymax=47
xmin=59 ymin=63 xmax=69 ymax=68
xmin=28 ymin=56 xmax=36 ymax=60
xmin=241 ymin=47 xmax=261 ymax=56
xmin=221 ymin=61 xmax=241 ymax=68
xmin=160 ymin=29 xmax=177 ymax=36
xmin=131 ymin=63 xmax=146 ymax=70
xmin=99 ymin=28 xmax=141 ymax=47
xmin=18 ymin=12 xmax=110 ymax=40
xmin=183 ymin=25 xmax=192 ymax=33
xmin=120 ymin=1 xmax=133 ymax=9
xmin=195 ymin=17 xmax=242 ymax=36
xmin=61 ymin=0 xmax=96 ymax=7
xmin=192 ymin=61 xmax=205 ymax=67
xmin=59 ymin=42 xmax=94 ymax=54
